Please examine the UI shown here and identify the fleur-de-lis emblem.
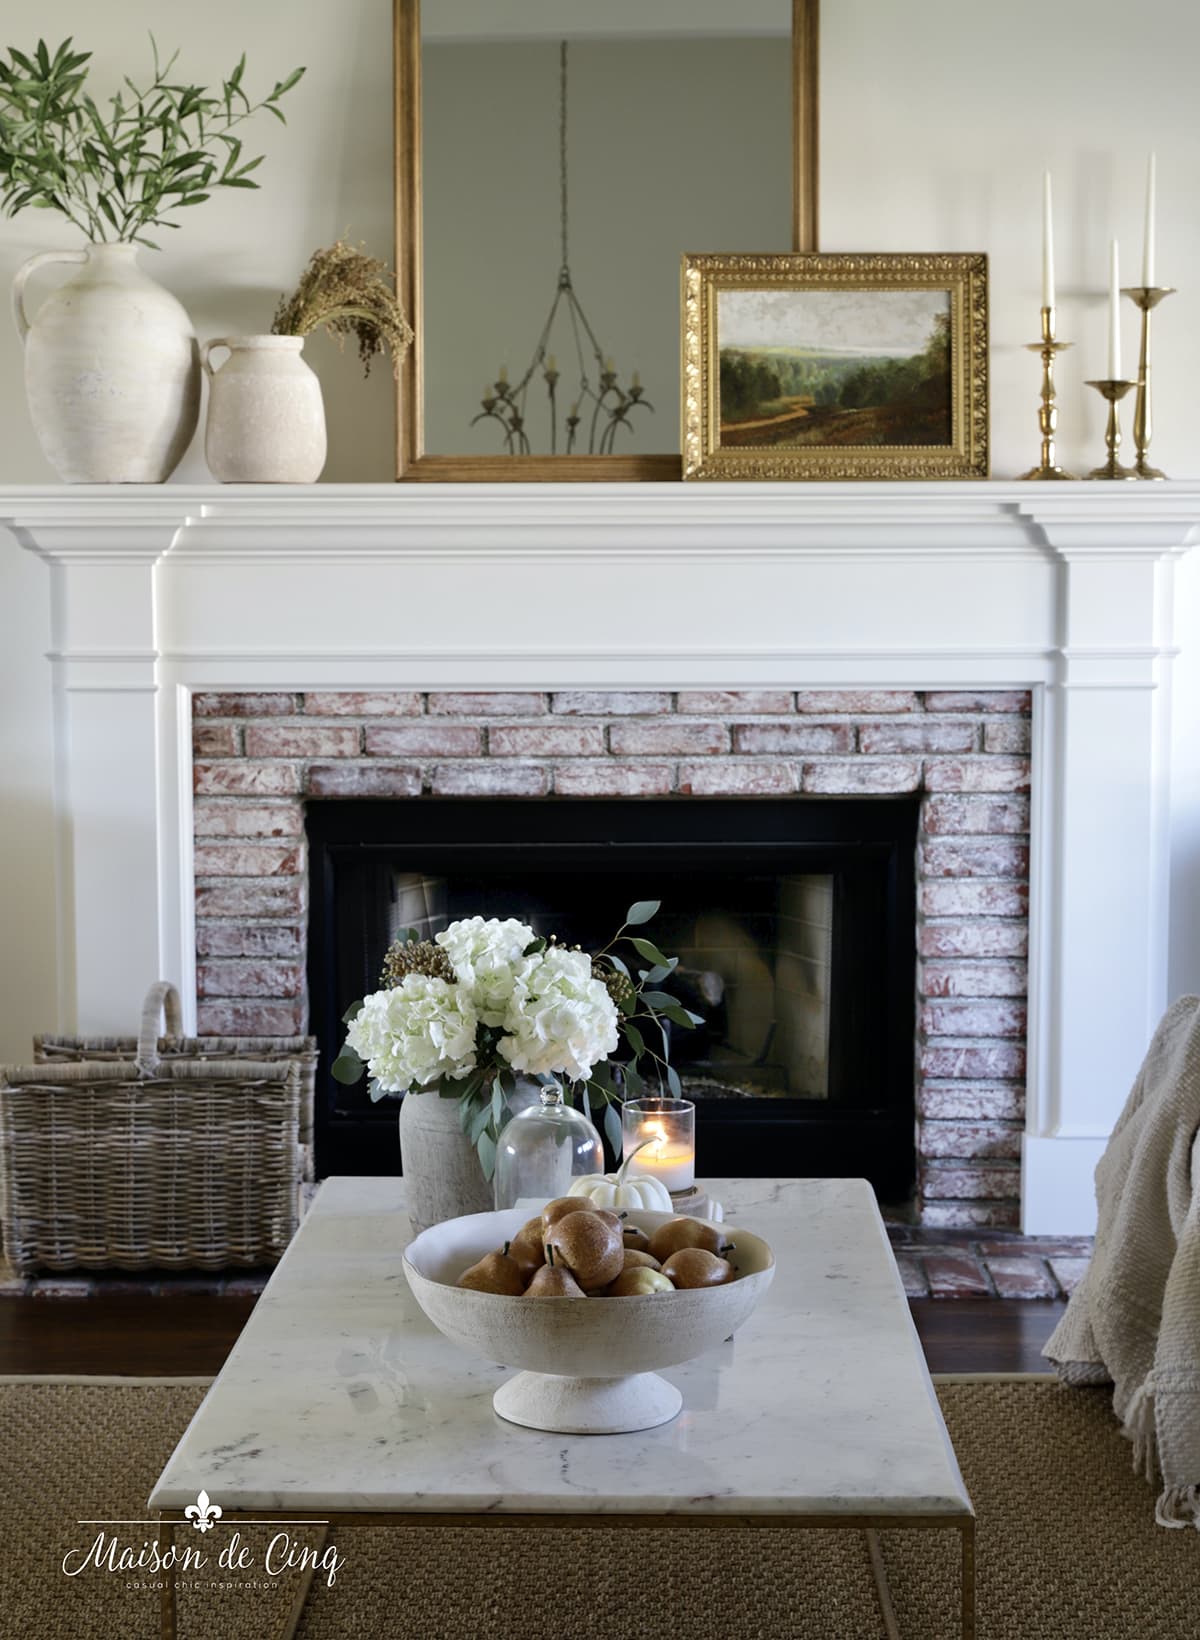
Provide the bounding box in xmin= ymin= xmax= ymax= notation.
xmin=184 ymin=1489 xmax=223 ymax=1532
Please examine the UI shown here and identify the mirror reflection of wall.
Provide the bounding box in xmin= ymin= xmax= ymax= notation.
xmin=421 ymin=2 xmax=792 ymax=457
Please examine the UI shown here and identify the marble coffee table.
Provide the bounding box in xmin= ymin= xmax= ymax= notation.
xmin=151 ymin=1176 xmax=974 ymax=1639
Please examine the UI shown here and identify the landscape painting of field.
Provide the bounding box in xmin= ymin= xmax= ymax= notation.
xmin=717 ymin=288 xmax=953 ymax=449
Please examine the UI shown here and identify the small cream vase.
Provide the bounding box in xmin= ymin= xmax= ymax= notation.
xmin=202 ymin=334 xmax=327 ymax=483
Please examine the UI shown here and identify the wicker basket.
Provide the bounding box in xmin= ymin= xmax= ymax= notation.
xmin=35 ymin=982 xmax=317 ymax=1181
xmin=1 ymin=984 xmax=311 ymax=1274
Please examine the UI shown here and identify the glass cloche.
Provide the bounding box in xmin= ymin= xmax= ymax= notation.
xmin=493 ymin=1084 xmax=604 ymax=1211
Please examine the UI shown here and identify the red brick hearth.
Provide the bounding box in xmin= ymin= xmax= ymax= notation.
xmin=191 ymin=688 xmax=1032 ymax=1228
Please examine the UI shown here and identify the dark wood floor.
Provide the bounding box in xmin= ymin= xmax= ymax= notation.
xmin=909 ymin=1298 xmax=1064 ymax=1372
xmin=0 ymin=1294 xmax=1066 ymax=1376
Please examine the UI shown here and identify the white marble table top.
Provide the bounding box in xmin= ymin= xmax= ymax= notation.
xmin=150 ymin=1177 xmax=971 ymax=1521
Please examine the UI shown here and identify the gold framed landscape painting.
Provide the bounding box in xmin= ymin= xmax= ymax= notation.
xmin=682 ymin=253 xmax=989 ymax=480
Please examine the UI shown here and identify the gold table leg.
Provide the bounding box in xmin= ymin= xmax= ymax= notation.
xmin=865 ymin=1528 xmax=902 ymax=1640
xmin=157 ymin=1515 xmax=177 ymax=1640
xmin=962 ymin=1517 xmax=976 ymax=1640
xmin=866 ymin=1520 xmax=975 ymax=1639
xmin=275 ymin=1523 xmax=329 ymax=1640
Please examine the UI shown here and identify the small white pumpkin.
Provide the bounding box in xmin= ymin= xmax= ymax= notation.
xmin=567 ymin=1141 xmax=674 ymax=1213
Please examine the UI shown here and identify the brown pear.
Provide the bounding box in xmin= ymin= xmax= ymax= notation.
xmin=622 ymin=1225 xmax=652 ymax=1255
xmin=507 ymin=1222 xmax=548 ymax=1281
xmin=456 ymin=1242 xmax=526 ymax=1295
xmin=605 ymin=1266 xmax=675 ymax=1297
xmin=647 ymin=1216 xmax=728 ymax=1263
xmin=621 ymin=1249 xmax=662 ymax=1272
xmin=541 ymin=1196 xmax=599 ymax=1234
xmin=544 ymin=1210 xmax=624 ymax=1292
xmin=525 ymin=1247 xmax=586 ymax=1298
xmin=660 ymin=1247 xmax=734 ymax=1289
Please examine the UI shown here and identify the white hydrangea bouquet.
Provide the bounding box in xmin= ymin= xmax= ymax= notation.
xmin=333 ymin=901 xmax=700 ymax=1177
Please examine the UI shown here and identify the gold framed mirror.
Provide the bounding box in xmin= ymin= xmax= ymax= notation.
xmin=394 ymin=0 xmax=819 ymax=480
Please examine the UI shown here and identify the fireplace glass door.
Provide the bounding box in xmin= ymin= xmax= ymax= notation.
xmin=307 ymin=798 xmax=917 ymax=1195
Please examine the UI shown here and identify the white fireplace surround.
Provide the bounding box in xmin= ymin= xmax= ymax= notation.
xmin=5 ymin=479 xmax=1200 ymax=1235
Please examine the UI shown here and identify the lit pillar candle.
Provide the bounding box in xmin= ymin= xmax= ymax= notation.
xmin=1142 ymin=152 xmax=1157 ymax=287
xmin=1107 ymin=239 xmax=1121 ymax=379
xmin=622 ymin=1097 xmax=696 ymax=1194
xmin=1042 ymin=170 xmax=1055 ymax=310
xmin=631 ymin=1122 xmax=694 ymax=1192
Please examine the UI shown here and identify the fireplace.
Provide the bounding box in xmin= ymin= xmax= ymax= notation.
xmin=11 ymin=482 xmax=1192 ymax=1233
xmin=306 ymin=797 xmax=918 ymax=1193
xmin=183 ymin=684 xmax=1032 ymax=1224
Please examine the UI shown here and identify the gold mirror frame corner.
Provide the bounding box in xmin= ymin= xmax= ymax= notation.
xmin=393 ymin=0 xmax=820 ymax=482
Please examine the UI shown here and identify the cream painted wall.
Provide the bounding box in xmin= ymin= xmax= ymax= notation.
xmin=0 ymin=0 xmax=1198 ymax=1053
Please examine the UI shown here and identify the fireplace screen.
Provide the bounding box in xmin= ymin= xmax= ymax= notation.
xmin=363 ymin=867 xmax=835 ymax=1101
xmin=308 ymin=798 xmax=917 ymax=1192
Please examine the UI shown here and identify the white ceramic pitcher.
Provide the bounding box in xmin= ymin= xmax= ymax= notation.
xmin=202 ymin=334 xmax=327 ymax=483
xmin=12 ymin=242 xmax=200 ymax=483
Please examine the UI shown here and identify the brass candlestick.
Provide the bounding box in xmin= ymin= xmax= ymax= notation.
xmin=1084 ymin=379 xmax=1137 ymax=479
xmin=1122 ymin=285 xmax=1176 ymax=479
xmin=1020 ymin=306 xmax=1076 ymax=479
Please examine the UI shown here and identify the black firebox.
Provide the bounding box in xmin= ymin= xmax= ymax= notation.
xmin=307 ymin=797 xmax=918 ymax=1196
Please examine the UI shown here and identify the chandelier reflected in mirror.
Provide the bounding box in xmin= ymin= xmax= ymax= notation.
xmin=471 ymin=42 xmax=653 ymax=456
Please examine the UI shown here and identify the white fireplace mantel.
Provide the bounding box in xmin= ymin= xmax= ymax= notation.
xmin=6 ymin=479 xmax=1200 ymax=1234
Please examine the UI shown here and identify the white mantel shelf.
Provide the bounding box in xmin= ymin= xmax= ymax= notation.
xmin=5 ymin=479 xmax=1200 ymax=557
xmin=6 ymin=479 xmax=1200 ymax=1234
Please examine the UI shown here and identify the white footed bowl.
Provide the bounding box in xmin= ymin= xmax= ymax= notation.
xmin=403 ymin=1206 xmax=775 ymax=1434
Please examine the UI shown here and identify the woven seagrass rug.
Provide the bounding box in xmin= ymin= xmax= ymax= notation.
xmin=0 ymin=1376 xmax=1196 ymax=1640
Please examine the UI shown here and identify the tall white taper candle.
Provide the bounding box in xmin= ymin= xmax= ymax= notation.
xmin=1108 ymin=239 xmax=1121 ymax=378
xmin=1042 ymin=171 xmax=1055 ymax=310
xmin=1142 ymin=152 xmax=1157 ymax=287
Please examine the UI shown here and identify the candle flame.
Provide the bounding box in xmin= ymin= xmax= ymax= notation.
xmin=642 ymin=1120 xmax=668 ymax=1155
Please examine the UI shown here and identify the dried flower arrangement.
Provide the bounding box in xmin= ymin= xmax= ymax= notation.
xmin=271 ymin=240 xmax=413 ymax=376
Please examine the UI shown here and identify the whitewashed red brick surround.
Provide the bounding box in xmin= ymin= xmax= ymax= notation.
xmin=191 ymin=687 xmax=1031 ymax=1226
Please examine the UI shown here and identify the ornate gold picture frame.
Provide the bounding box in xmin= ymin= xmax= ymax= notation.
xmin=394 ymin=1 xmax=820 ymax=482
xmin=682 ymin=253 xmax=989 ymax=481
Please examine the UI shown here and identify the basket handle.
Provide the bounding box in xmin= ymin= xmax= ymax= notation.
xmin=137 ymin=982 xmax=184 ymax=1074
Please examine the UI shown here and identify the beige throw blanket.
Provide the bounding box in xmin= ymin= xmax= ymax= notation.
xmin=1044 ymin=995 xmax=1200 ymax=1528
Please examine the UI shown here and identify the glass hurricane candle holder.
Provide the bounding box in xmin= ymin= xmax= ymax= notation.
xmin=621 ymin=1097 xmax=696 ymax=1194
xmin=493 ymin=1084 xmax=604 ymax=1211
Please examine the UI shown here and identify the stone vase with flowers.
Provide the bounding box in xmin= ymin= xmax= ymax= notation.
xmin=0 ymin=35 xmax=304 ymax=481
xmin=334 ymin=902 xmax=700 ymax=1232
